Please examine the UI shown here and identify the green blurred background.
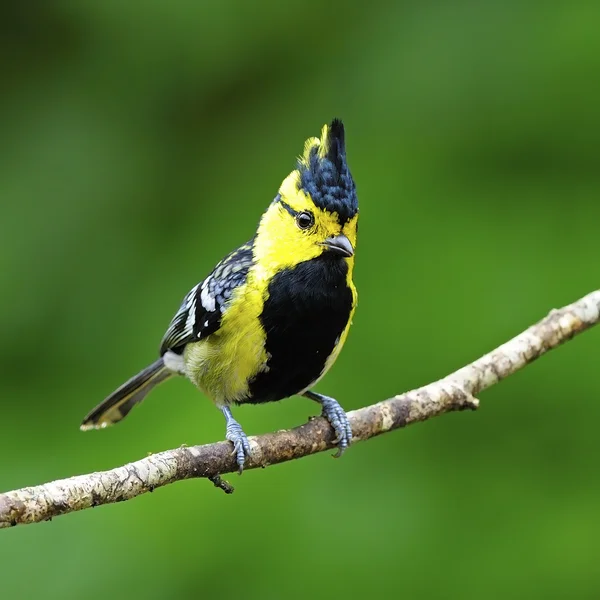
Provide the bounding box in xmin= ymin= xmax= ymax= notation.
xmin=1 ymin=1 xmax=599 ymax=598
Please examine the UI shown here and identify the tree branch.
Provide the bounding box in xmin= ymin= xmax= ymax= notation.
xmin=2 ymin=291 xmax=599 ymax=529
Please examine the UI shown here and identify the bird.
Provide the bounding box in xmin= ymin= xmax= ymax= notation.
xmin=81 ymin=118 xmax=359 ymax=472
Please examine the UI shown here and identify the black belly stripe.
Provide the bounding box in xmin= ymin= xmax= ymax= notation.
xmin=244 ymin=254 xmax=353 ymax=404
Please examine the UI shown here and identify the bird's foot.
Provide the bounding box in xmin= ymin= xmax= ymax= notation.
xmin=304 ymin=391 xmax=352 ymax=457
xmin=221 ymin=406 xmax=252 ymax=473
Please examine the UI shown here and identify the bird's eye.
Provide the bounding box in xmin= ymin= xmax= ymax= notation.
xmin=295 ymin=211 xmax=314 ymax=230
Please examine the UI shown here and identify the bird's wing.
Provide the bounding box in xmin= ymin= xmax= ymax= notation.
xmin=159 ymin=242 xmax=254 ymax=355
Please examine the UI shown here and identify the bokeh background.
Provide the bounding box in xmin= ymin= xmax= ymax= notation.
xmin=2 ymin=1 xmax=600 ymax=598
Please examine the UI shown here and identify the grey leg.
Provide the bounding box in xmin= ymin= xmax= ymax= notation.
xmin=220 ymin=405 xmax=252 ymax=473
xmin=303 ymin=391 xmax=352 ymax=457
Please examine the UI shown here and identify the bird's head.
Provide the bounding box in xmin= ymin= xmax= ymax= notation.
xmin=255 ymin=119 xmax=358 ymax=271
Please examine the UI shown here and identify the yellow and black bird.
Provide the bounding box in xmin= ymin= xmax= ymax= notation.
xmin=81 ymin=119 xmax=359 ymax=471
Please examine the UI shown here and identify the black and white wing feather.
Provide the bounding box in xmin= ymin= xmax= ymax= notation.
xmin=159 ymin=242 xmax=254 ymax=355
xmin=158 ymin=282 xmax=218 ymax=354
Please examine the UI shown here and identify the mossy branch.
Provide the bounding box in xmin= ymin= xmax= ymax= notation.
xmin=1 ymin=291 xmax=599 ymax=528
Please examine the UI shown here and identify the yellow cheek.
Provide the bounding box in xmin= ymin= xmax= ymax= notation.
xmin=343 ymin=215 xmax=358 ymax=248
xmin=254 ymin=205 xmax=322 ymax=274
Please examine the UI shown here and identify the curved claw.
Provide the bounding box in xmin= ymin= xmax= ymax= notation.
xmin=226 ymin=424 xmax=251 ymax=473
xmin=221 ymin=406 xmax=252 ymax=473
xmin=318 ymin=395 xmax=353 ymax=457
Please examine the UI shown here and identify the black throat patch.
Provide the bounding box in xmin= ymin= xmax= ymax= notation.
xmin=245 ymin=254 xmax=353 ymax=403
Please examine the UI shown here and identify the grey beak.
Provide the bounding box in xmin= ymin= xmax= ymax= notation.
xmin=323 ymin=234 xmax=354 ymax=258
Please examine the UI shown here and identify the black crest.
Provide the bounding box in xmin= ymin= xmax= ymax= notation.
xmin=298 ymin=119 xmax=358 ymax=223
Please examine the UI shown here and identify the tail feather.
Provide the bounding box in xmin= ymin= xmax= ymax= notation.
xmin=81 ymin=358 xmax=172 ymax=431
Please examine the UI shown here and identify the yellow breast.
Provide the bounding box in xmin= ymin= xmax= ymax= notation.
xmin=183 ymin=268 xmax=269 ymax=405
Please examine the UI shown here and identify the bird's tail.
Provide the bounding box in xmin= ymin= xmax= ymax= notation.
xmin=80 ymin=358 xmax=173 ymax=431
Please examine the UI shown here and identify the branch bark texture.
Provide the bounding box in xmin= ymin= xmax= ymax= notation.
xmin=2 ymin=291 xmax=599 ymax=528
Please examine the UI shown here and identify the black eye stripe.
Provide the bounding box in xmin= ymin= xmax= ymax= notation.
xmin=278 ymin=198 xmax=298 ymax=217
xmin=276 ymin=197 xmax=314 ymax=230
